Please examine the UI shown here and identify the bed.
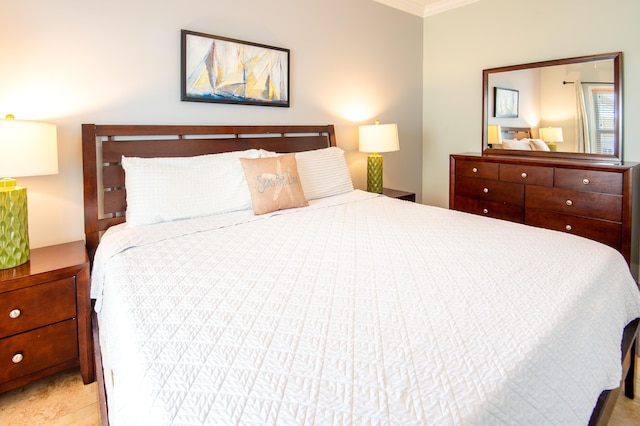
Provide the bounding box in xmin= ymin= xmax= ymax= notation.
xmin=82 ymin=123 xmax=640 ymax=425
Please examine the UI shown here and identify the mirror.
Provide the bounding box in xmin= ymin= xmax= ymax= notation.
xmin=482 ymin=52 xmax=622 ymax=163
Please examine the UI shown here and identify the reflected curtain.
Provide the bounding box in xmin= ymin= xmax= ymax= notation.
xmin=574 ymin=80 xmax=590 ymax=153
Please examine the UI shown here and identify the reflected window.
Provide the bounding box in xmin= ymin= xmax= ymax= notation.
xmin=593 ymin=89 xmax=614 ymax=155
xmin=583 ymin=85 xmax=614 ymax=155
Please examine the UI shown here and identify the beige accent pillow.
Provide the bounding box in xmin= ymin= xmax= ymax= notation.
xmin=240 ymin=154 xmax=309 ymax=215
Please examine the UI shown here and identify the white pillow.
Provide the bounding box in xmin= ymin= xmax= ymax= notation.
xmin=501 ymin=139 xmax=533 ymax=151
xmin=122 ymin=149 xmax=260 ymax=227
xmin=294 ymin=147 xmax=354 ymax=200
xmin=528 ymin=138 xmax=551 ymax=151
xmin=259 ymin=147 xmax=354 ymax=200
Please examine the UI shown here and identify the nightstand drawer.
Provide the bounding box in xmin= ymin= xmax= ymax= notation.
xmin=0 ymin=319 xmax=78 ymax=384
xmin=499 ymin=164 xmax=553 ymax=186
xmin=0 ymin=278 xmax=77 ymax=338
xmin=455 ymin=176 xmax=524 ymax=205
xmin=555 ymin=168 xmax=623 ymax=195
xmin=526 ymin=186 xmax=622 ymax=222
xmin=526 ymin=208 xmax=622 ymax=250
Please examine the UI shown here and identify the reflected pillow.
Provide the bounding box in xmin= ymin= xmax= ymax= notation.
xmin=501 ymin=139 xmax=533 ymax=150
xmin=240 ymin=154 xmax=309 ymax=215
xmin=528 ymin=138 xmax=551 ymax=151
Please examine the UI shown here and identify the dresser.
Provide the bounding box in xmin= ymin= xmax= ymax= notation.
xmin=450 ymin=153 xmax=640 ymax=281
xmin=0 ymin=241 xmax=94 ymax=393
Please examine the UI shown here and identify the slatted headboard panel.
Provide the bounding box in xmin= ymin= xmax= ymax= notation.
xmin=500 ymin=126 xmax=531 ymax=140
xmin=82 ymin=124 xmax=337 ymax=261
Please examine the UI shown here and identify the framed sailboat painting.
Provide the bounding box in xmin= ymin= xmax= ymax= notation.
xmin=181 ymin=30 xmax=290 ymax=107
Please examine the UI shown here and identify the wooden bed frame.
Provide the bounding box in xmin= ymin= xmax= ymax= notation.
xmin=81 ymin=123 xmax=637 ymax=426
xmin=81 ymin=123 xmax=337 ymax=262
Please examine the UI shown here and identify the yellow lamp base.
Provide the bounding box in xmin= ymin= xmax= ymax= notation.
xmin=0 ymin=178 xmax=30 ymax=269
xmin=547 ymin=142 xmax=557 ymax=152
xmin=367 ymin=153 xmax=383 ymax=193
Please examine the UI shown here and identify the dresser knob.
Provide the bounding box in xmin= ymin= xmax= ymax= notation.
xmin=521 ymin=172 xmax=528 ymax=179
xmin=483 ymin=188 xmax=489 ymax=193
xmin=12 ymin=353 xmax=24 ymax=364
xmin=483 ymin=208 xmax=489 ymax=214
xmin=472 ymin=167 xmax=478 ymax=173
xmin=583 ymin=178 xmax=590 ymax=185
xmin=566 ymin=199 xmax=573 ymax=206
xmin=566 ymin=225 xmax=572 ymax=231
xmin=9 ymin=309 xmax=21 ymax=319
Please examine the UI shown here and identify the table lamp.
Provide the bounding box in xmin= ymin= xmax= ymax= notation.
xmin=487 ymin=124 xmax=502 ymax=147
xmin=358 ymin=121 xmax=399 ymax=193
xmin=0 ymin=115 xmax=58 ymax=269
xmin=540 ymin=127 xmax=564 ymax=152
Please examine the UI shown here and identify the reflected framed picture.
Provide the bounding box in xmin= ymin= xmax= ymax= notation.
xmin=494 ymin=87 xmax=519 ymax=118
xmin=181 ymin=30 xmax=290 ymax=107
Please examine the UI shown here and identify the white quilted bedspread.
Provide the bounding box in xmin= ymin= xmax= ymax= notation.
xmin=92 ymin=190 xmax=640 ymax=425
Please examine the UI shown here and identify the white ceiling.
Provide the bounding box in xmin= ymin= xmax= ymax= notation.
xmin=373 ymin=0 xmax=479 ymax=17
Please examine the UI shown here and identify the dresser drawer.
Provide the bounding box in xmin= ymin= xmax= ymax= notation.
xmin=0 ymin=319 xmax=78 ymax=384
xmin=456 ymin=177 xmax=524 ymax=205
xmin=500 ymin=164 xmax=553 ymax=186
xmin=454 ymin=196 xmax=524 ymax=222
xmin=525 ymin=208 xmax=622 ymax=250
xmin=555 ymin=168 xmax=623 ymax=195
xmin=455 ymin=160 xmax=499 ymax=180
xmin=526 ymin=186 xmax=622 ymax=222
xmin=0 ymin=278 xmax=76 ymax=338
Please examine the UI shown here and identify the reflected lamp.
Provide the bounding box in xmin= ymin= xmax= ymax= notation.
xmin=540 ymin=127 xmax=564 ymax=152
xmin=358 ymin=121 xmax=399 ymax=193
xmin=487 ymin=124 xmax=502 ymax=146
xmin=0 ymin=115 xmax=58 ymax=269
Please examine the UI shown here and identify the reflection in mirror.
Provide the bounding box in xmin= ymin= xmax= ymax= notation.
xmin=482 ymin=52 xmax=622 ymax=163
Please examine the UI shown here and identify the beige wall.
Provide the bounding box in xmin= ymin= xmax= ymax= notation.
xmin=0 ymin=0 xmax=423 ymax=248
xmin=423 ymin=0 xmax=640 ymax=207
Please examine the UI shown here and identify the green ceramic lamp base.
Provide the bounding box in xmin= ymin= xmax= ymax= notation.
xmin=367 ymin=153 xmax=383 ymax=193
xmin=0 ymin=178 xmax=30 ymax=269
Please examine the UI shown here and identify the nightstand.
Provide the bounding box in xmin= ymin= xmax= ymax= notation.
xmin=0 ymin=241 xmax=94 ymax=393
xmin=382 ymin=188 xmax=416 ymax=202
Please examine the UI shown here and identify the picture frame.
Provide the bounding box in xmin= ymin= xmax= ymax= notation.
xmin=494 ymin=87 xmax=519 ymax=118
xmin=181 ymin=30 xmax=290 ymax=107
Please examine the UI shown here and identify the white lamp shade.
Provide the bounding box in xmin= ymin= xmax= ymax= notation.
xmin=0 ymin=118 xmax=58 ymax=177
xmin=540 ymin=127 xmax=564 ymax=143
xmin=359 ymin=123 xmax=400 ymax=153
xmin=487 ymin=124 xmax=502 ymax=144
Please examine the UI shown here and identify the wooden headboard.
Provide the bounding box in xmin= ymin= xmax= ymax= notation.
xmin=82 ymin=124 xmax=337 ymax=261
xmin=501 ymin=126 xmax=531 ymax=140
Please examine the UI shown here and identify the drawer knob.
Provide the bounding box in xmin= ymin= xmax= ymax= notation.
xmin=583 ymin=178 xmax=590 ymax=185
xmin=521 ymin=172 xmax=528 ymax=179
xmin=12 ymin=353 xmax=24 ymax=364
xmin=566 ymin=225 xmax=573 ymax=231
xmin=9 ymin=309 xmax=21 ymax=319
xmin=566 ymin=199 xmax=573 ymax=206
xmin=483 ymin=208 xmax=489 ymax=214
xmin=483 ymin=188 xmax=489 ymax=193
xmin=472 ymin=167 xmax=478 ymax=173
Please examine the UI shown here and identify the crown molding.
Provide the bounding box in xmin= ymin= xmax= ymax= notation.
xmin=372 ymin=0 xmax=479 ymax=18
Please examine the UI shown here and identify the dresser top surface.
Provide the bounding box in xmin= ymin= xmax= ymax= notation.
xmin=452 ymin=153 xmax=639 ymax=171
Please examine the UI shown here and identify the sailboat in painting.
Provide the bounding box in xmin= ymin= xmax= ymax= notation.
xmin=185 ymin=33 xmax=288 ymax=105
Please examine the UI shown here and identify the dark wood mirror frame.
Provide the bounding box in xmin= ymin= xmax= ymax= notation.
xmin=482 ymin=52 xmax=622 ymax=164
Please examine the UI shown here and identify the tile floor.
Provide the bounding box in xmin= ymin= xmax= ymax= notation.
xmin=0 ymin=361 xmax=638 ymax=425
